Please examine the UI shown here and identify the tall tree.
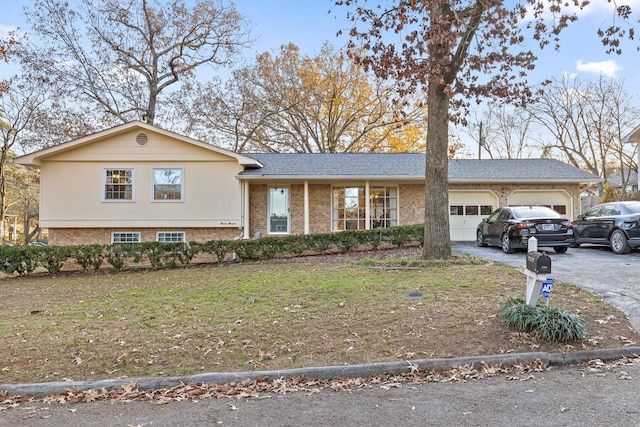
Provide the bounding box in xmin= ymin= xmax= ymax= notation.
xmin=1 ymin=35 xmax=17 ymax=122
xmin=464 ymin=105 xmax=538 ymax=160
xmin=0 ymin=75 xmax=51 ymax=242
xmin=6 ymin=165 xmax=41 ymax=244
xmin=20 ymin=0 xmax=252 ymax=125
xmin=335 ymin=0 xmax=590 ymax=259
xmin=529 ymin=75 xmax=639 ymax=192
xmin=173 ymin=43 xmax=427 ymax=153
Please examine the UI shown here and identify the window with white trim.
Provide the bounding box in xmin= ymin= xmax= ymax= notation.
xmin=111 ymin=232 xmax=141 ymax=244
xmin=104 ymin=169 xmax=134 ymax=201
xmin=369 ymin=186 xmax=397 ymax=228
xmin=153 ymin=168 xmax=183 ymax=201
xmin=332 ymin=186 xmax=365 ymax=231
xmin=156 ymin=231 xmax=185 ymax=242
xmin=332 ymin=186 xmax=398 ymax=231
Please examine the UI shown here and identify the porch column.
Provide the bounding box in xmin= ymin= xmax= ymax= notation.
xmin=243 ymin=181 xmax=250 ymax=239
xmin=304 ymin=181 xmax=310 ymax=235
xmin=365 ymin=181 xmax=370 ymax=230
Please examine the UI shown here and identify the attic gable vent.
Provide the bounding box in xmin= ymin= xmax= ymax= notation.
xmin=135 ymin=132 xmax=149 ymax=146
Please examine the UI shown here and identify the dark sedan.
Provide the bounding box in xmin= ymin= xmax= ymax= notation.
xmin=476 ymin=206 xmax=574 ymax=254
xmin=573 ymin=201 xmax=640 ymax=254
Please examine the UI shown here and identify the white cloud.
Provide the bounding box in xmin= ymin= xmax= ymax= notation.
xmin=576 ymin=59 xmax=622 ymax=78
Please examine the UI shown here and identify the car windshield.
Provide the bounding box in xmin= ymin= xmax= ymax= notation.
xmin=623 ymin=203 xmax=640 ymax=214
xmin=511 ymin=207 xmax=560 ymax=219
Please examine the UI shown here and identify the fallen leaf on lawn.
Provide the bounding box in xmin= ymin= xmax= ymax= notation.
xmin=614 ymin=336 xmax=636 ymax=345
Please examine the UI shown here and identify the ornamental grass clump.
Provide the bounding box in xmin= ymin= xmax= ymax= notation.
xmin=500 ymin=297 xmax=587 ymax=343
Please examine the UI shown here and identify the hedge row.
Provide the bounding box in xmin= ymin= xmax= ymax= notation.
xmin=0 ymin=224 xmax=424 ymax=277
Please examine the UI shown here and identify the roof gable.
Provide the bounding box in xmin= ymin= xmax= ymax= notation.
xmin=13 ymin=121 xmax=261 ymax=167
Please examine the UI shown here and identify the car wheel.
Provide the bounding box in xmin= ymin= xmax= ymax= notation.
xmin=554 ymin=246 xmax=568 ymax=254
xmin=501 ymin=234 xmax=515 ymax=254
xmin=610 ymin=229 xmax=631 ymax=254
xmin=477 ymin=230 xmax=487 ymax=247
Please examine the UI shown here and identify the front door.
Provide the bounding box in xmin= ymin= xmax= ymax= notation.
xmin=268 ymin=187 xmax=290 ymax=234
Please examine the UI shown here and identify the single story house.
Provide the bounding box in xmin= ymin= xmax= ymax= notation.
xmin=606 ymin=169 xmax=638 ymax=193
xmin=620 ymin=126 xmax=640 ymax=192
xmin=13 ymin=121 xmax=601 ymax=246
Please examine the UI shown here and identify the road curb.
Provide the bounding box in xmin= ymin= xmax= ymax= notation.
xmin=2 ymin=347 xmax=639 ymax=397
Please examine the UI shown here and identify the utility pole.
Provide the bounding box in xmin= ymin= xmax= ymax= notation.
xmin=478 ymin=122 xmax=485 ymax=159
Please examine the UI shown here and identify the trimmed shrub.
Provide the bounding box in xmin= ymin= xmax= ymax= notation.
xmin=335 ymin=230 xmax=360 ymax=253
xmin=30 ymin=245 xmax=71 ymax=275
xmin=200 ymin=240 xmax=231 ymax=264
xmin=230 ymin=239 xmax=262 ymax=262
xmin=139 ymin=242 xmax=190 ymax=268
xmin=106 ymin=244 xmax=140 ymax=270
xmin=0 ymin=245 xmax=37 ymax=276
xmin=0 ymin=224 xmax=428 ymax=277
xmin=70 ymin=244 xmax=107 ymax=272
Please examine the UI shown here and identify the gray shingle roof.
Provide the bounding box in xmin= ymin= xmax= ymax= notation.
xmin=238 ymin=153 xmax=601 ymax=183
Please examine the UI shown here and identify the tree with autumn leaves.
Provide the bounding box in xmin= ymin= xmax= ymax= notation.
xmin=334 ymin=0 xmax=636 ymax=260
xmin=171 ymin=43 xmax=427 ymax=153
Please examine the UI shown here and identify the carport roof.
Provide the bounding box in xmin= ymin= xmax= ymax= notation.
xmin=237 ymin=154 xmax=602 ymax=183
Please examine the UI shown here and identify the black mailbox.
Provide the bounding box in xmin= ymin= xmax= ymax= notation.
xmin=526 ymin=251 xmax=551 ymax=274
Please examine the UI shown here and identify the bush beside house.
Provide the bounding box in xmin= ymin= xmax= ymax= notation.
xmin=0 ymin=225 xmax=424 ymax=277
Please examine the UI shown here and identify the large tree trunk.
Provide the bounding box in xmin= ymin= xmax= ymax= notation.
xmin=422 ymin=81 xmax=451 ymax=259
xmin=0 ymin=146 xmax=8 ymax=243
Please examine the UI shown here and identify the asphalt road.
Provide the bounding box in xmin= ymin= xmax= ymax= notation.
xmin=2 ymin=242 xmax=640 ymax=426
xmin=451 ymin=242 xmax=640 ymax=330
xmin=2 ymin=359 xmax=640 ymax=427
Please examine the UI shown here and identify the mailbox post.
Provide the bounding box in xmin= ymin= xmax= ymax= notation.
xmin=519 ymin=237 xmax=553 ymax=307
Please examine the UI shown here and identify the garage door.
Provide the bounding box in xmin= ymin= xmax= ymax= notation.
xmin=507 ymin=191 xmax=573 ymax=218
xmin=449 ymin=191 xmax=498 ymax=241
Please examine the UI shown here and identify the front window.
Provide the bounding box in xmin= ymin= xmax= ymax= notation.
xmin=153 ymin=168 xmax=183 ymax=201
xmin=156 ymin=231 xmax=185 ymax=242
xmin=332 ymin=186 xmax=398 ymax=231
xmin=111 ymin=232 xmax=140 ymax=244
xmin=369 ymin=187 xmax=397 ymax=228
xmin=333 ymin=186 xmax=365 ymax=230
xmin=104 ymin=169 xmax=134 ymax=201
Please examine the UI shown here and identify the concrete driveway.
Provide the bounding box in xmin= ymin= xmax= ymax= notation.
xmin=452 ymin=241 xmax=640 ymax=330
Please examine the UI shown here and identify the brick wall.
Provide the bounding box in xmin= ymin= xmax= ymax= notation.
xmin=246 ymin=182 xmax=581 ymax=236
xmin=48 ymin=227 xmax=241 ymax=246
xmin=51 ymin=182 xmax=581 ymax=245
xmin=399 ymin=184 xmax=424 ymax=225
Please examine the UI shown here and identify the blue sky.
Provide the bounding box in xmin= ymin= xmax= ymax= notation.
xmin=2 ymin=1 xmax=640 ymax=90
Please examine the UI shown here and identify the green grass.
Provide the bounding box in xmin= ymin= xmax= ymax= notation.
xmin=0 ymin=252 xmax=637 ymax=385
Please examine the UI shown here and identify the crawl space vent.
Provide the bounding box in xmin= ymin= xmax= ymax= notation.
xmin=135 ymin=132 xmax=149 ymax=146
